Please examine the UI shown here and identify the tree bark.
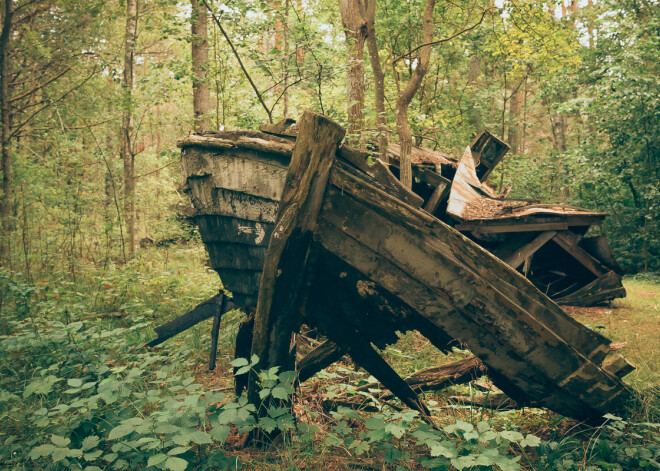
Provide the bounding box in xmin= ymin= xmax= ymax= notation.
xmin=340 ymin=0 xmax=367 ymax=147
xmin=508 ymin=84 xmax=522 ymax=154
xmin=395 ymin=0 xmax=436 ymax=189
xmin=122 ymin=0 xmax=138 ymax=258
xmin=364 ymin=0 xmax=388 ymax=161
xmin=191 ymin=0 xmax=210 ymax=133
xmin=0 ymin=0 xmax=13 ymax=266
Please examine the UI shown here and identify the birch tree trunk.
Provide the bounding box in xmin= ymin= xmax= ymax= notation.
xmin=122 ymin=0 xmax=138 ymax=258
xmin=191 ymin=0 xmax=210 ymax=133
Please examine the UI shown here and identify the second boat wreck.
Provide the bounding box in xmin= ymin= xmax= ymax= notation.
xmin=151 ymin=111 xmax=634 ymax=422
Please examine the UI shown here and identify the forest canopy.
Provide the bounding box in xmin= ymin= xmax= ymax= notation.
xmin=0 ymin=0 xmax=657 ymax=274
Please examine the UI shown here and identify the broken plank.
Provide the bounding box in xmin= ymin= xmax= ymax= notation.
xmin=464 ymin=222 xmax=568 ymax=234
xmin=297 ymin=339 xmax=344 ymax=383
xmin=356 ymin=356 xmax=487 ymax=398
xmin=504 ymin=231 xmax=557 ymax=270
xmin=423 ymin=173 xmax=451 ymax=214
xmin=248 ymin=111 xmax=345 ymax=406
xmin=602 ymin=354 xmax=635 ymax=379
xmin=553 ymin=232 xmax=608 ymax=277
xmin=556 ymin=271 xmax=625 ymax=306
xmin=147 ymin=293 xmax=234 ymax=347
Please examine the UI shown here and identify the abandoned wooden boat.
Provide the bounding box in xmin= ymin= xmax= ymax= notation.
xmin=178 ymin=131 xmax=294 ymax=309
xmin=247 ymin=111 xmax=634 ymax=422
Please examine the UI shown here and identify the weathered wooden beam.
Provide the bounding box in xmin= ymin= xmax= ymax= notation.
xmin=504 ymin=231 xmax=557 ymax=269
xmin=337 ymin=146 xmax=424 ymax=208
xmin=450 ymin=393 xmax=518 ymax=410
xmin=557 ymin=271 xmax=626 ymax=306
xmin=147 ymin=293 xmax=234 ymax=347
xmin=317 ymin=166 xmax=631 ymax=418
xmin=464 ymin=222 xmax=568 ymax=234
xmin=297 ymin=339 xmax=344 ymax=383
xmin=248 ymin=111 xmax=345 ymax=406
xmin=553 ymin=232 xmax=608 ymax=277
xmin=602 ymin=354 xmax=635 ymax=379
xmin=209 ymin=295 xmax=227 ymax=370
xmin=356 ymin=356 xmax=487 ymax=398
xmin=455 ymin=216 xmax=604 ymax=232
xmin=423 ymin=173 xmax=451 ymax=215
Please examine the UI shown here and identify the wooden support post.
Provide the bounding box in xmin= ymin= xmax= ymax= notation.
xmin=208 ymin=295 xmax=226 ymax=370
xmin=247 ymin=111 xmax=345 ymax=406
xmin=423 ymin=175 xmax=451 ymax=215
xmin=297 ymin=339 xmax=344 ymax=383
xmin=147 ymin=293 xmax=233 ymax=347
xmin=504 ymin=231 xmax=556 ymax=270
xmin=553 ymin=231 xmax=608 ymax=277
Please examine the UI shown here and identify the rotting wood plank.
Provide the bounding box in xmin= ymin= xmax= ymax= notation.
xmin=493 ymin=233 xmax=536 ymax=261
xmin=602 ymin=354 xmax=635 ymax=379
xmin=337 ymin=146 xmax=424 ymax=207
xmin=553 ymin=232 xmax=608 ymax=277
xmin=318 ymin=167 xmax=630 ymax=418
xmin=248 ymin=111 xmax=345 ymax=406
xmin=505 ymin=231 xmax=557 ymax=269
xmin=147 ymin=293 xmax=234 ymax=347
xmin=309 ymin=302 xmax=434 ymax=423
xmin=469 ymin=222 xmax=568 ymax=234
xmin=423 ymin=175 xmax=451 ymax=214
xmin=297 ymin=339 xmax=344 ymax=383
xmin=455 ymin=216 xmax=603 ymax=232
xmin=355 ymin=356 xmax=487 ymax=398
xmin=556 ymin=271 xmax=625 ymax=306
xmin=327 ymin=165 xmax=613 ymax=364
xmin=209 ymin=295 xmax=227 ymax=370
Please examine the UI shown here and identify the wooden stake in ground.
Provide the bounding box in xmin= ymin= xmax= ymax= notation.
xmin=247 ymin=111 xmax=345 ymax=407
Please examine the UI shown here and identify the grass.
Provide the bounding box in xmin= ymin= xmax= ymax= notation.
xmin=1 ymin=242 xmax=658 ymax=470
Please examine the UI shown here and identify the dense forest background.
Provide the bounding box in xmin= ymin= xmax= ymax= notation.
xmin=0 ymin=0 xmax=658 ymax=281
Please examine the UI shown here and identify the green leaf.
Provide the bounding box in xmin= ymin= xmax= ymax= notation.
xmin=30 ymin=444 xmax=55 ymax=460
xmin=210 ymin=425 xmax=230 ymax=444
xmin=68 ymin=378 xmax=83 ymax=388
xmin=230 ymin=358 xmax=248 ymax=368
xmin=271 ymin=386 xmax=288 ymax=400
xmin=82 ymin=435 xmax=100 ymax=451
xmin=190 ymin=430 xmax=212 ymax=444
xmin=168 ymin=446 xmax=190 ymax=456
xmin=51 ymin=447 xmax=69 ymax=462
xmin=235 ymin=365 xmax=251 ymax=375
xmin=259 ymin=388 xmax=271 ymax=399
xmin=385 ymin=423 xmax=406 ymax=439
xmin=84 ymin=450 xmax=103 ymax=461
xmin=108 ymin=424 xmax=133 ymax=440
xmin=51 ymin=435 xmax=71 ymax=447
xmin=258 ymin=417 xmax=277 ymax=433
xmin=165 ymin=455 xmax=188 ymax=471
xmin=147 ymin=453 xmax=168 ymax=467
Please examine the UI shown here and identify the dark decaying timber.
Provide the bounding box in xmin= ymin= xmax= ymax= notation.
xmin=147 ymin=293 xmax=234 ymax=347
xmin=245 ymin=111 xmax=633 ymax=422
xmin=165 ymin=113 xmax=633 ymax=424
xmin=247 ymin=112 xmax=346 ymax=406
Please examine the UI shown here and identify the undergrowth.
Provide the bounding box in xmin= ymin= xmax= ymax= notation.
xmin=0 ymin=244 xmax=658 ymax=470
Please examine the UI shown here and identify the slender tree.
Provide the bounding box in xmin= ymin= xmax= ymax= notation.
xmin=0 ymin=0 xmax=13 ymax=265
xmin=340 ymin=0 xmax=367 ymax=146
xmin=394 ymin=0 xmax=436 ymax=189
xmin=191 ymin=0 xmax=210 ymax=133
xmin=122 ymin=0 xmax=138 ymax=257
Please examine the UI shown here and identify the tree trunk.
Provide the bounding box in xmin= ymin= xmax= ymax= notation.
xmin=395 ymin=0 xmax=436 ymax=189
xmin=122 ymin=0 xmax=138 ymax=258
xmin=191 ymin=0 xmax=210 ymax=133
xmin=467 ymin=54 xmax=482 ymax=133
xmin=0 ymin=0 xmax=13 ymax=266
xmin=364 ymin=0 xmax=388 ymax=161
xmin=340 ymin=0 xmax=367 ymax=147
xmin=508 ymin=85 xmax=522 ymax=154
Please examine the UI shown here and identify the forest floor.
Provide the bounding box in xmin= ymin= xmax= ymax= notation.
xmin=0 ymin=242 xmax=658 ymax=470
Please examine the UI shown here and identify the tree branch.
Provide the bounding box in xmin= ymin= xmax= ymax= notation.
xmin=9 ymin=66 xmax=71 ymax=103
xmin=393 ymin=7 xmax=493 ymax=64
xmin=201 ymin=0 xmax=273 ymax=123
